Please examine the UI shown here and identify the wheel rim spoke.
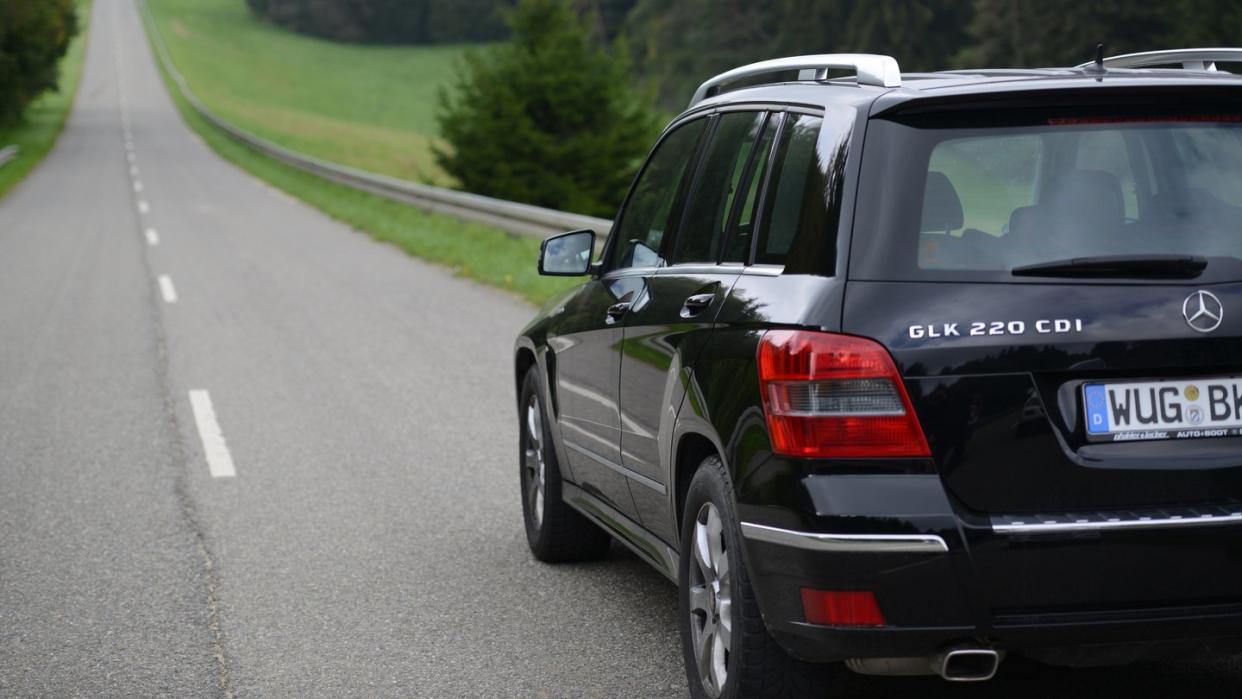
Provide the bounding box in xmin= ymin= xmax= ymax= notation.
xmin=527 ymin=474 xmax=539 ymax=518
xmin=706 ymin=507 xmax=724 ymax=574
xmin=717 ymin=598 xmax=732 ymax=649
xmin=710 ymin=630 xmax=728 ymax=690
xmin=533 ymin=464 xmax=544 ymax=523
xmin=524 ymin=398 xmax=545 ymax=528
xmin=526 ymin=399 xmax=541 ymax=449
xmin=688 ymin=584 xmax=711 ymax=616
xmin=693 ymin=518 xmax=713 ymax=581
xmin=698 ymin=617 xmax=717 ymax=691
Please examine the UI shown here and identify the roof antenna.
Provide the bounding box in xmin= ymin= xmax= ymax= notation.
xmin=1085 ymin=43 xmax=1106 ymax=75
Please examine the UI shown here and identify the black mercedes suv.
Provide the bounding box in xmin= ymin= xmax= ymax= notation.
xmin=513 ymin=49 xmax=1242 ymax=697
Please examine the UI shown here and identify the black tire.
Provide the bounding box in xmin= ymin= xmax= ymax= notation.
xmin=679 ymin=455 xmax=825 ymax=698
xmin=519 ymin=367 xmax=610 ymax=562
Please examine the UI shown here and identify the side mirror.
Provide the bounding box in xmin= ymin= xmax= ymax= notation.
xmin=539 ymin=229 xmax=596 ymax=276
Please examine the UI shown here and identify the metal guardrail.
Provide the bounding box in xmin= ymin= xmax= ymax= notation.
xmin=137 ymin=0 xmax=612 ymax=239
xmin=0 ymin=145 xmax=19 ymax=169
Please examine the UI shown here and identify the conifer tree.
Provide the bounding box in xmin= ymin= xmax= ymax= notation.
xmin=958 ymin=0 xmax=1172 ymax=68
xmin=434 ymin=0 xmax=657 ymax=217
xmin=0 ymin=0 xmax=78 ymax=128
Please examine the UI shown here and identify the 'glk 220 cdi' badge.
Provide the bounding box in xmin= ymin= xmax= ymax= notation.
xmin=908 ymin=319 xmax=1085 ymax=340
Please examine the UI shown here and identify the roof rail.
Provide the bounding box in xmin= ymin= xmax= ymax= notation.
xmin=689 ymin=54 xmax=902 ymax=107
xmin=1078 ymin=48 xmax=1242 ymax=71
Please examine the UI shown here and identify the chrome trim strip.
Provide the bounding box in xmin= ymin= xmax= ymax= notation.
xmin=993 ymin=511 xmax=1242 ymax=534
xmin=563 ymin=441 xmax=668 ymax=495
xmin=741 ymin=264 xmax=785 ymax=277
xmin=740 ymin=522 xmax=949 ymax=553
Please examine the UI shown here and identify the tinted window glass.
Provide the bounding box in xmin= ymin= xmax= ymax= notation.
xmin=925 ymin=134 xmax=1040 ymax=238
xmin=1075 ymin=131 xmax=1141 ymax=219
xmin=677 ymin=112 xmax=767 ymax=264
xmin=854 ymin=113 xmax=1242 ymax=282
xmin=722 ymin=116 xmax=780 ymax=263
xmin=1174 ymin=128 xmax=1242 ymax=207
xmin=754 ymin=114 xmax=842 ymax=270
xmin=610 ymin=119 xmax=707 ymax=270
xmin=918 ymin=122 xmax=1242 ymax=273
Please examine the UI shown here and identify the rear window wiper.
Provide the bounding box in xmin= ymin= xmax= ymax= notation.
xmin=1011 ymin=255 xmax=1208 ymax=279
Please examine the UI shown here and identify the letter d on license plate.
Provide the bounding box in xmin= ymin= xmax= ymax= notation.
xmin=1084 ymin=378 xmax=1242 ymax=442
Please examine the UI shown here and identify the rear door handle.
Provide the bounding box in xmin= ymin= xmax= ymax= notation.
xmin=605 ymin=302 xmax=632 ymax=324
xmin=680 ymin=293 xmax=716 ymax=318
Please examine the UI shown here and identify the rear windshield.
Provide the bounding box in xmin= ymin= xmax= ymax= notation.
xmin=851 ymin=108 xmax=1242 ymax=282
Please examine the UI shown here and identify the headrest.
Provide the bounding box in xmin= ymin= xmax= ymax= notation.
xmin=921 ymin=171 xmax=964 ymax=232
xmin=1008 ymin=205 xmax=1044 ymax=237
xmin=1044 ymin=169 xmax=1125 ymax=231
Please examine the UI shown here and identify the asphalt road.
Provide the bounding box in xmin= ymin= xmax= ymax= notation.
xmin=1 ymin=0 xmax=1241 ymax=696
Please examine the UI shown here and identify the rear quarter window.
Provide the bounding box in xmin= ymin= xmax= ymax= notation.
xmin=753 ymin=105 xmax=855 ymax=274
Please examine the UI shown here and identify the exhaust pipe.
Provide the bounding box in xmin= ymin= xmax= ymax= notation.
xmin=845 ymin=646 xmax=1002 ymax=682
xmin=845 ymin=646 xmax=1002 ymax=681
xmin=934 ymin=647 xmax=1002 ymax=682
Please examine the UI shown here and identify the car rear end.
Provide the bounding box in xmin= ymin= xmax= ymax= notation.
xmin=739 ymin=77 xmax=1242 ymax=674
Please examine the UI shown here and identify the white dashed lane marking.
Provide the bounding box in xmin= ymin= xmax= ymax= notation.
xmin=138 ymin=200 xmax=149 ymax=214
xmin=189 ymin=391 xmax=237 ymax=478
xmin=158 ymin=275 xmax=177 ymax=303
xmin=145 ymin=228 xmax=159 ymax=246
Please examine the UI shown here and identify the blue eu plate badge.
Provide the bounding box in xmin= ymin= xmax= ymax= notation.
xmin=1085 ymin=384 xmax=1109 ymax=434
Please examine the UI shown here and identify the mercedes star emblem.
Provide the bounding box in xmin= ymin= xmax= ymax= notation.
xmin=1183 ymin=290 xmax=1224 ymax=333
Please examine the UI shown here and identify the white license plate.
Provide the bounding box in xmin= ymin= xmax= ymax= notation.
xmin=1084 ymin=378 xmax=1242 ymax=442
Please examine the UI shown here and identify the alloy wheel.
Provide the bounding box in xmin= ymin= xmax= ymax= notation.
xmin=688 ymin=501 xmax=732 ymax=697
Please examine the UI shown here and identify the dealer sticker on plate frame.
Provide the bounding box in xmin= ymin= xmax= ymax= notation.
xmin=1084 ymin=379 xmax=1242 ymax=442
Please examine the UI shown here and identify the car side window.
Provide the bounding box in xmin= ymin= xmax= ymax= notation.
xmin=721 ymin=115 xmax=781 ymax=263
xmin=675 ymin=111 xmax=768 ymax=264
xmin=751 ymin=108 xmax=855 ymax=274
xmin=609 ymin=119 xmax=708 ymax=271
xmin=753 ymin=114 xmax=828 ymax=267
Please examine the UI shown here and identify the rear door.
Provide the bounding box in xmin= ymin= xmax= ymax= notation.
xmin=618 ymin=110 xmax=779 ymax=542
xmin=846 ymin=103 xmax=1242 ymax=609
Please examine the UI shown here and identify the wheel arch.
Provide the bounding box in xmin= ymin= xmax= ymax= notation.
xmin=513 ymin=338 xmax=539 ymax=410
xmin=671 ymin=427 xmax=731 ymax=540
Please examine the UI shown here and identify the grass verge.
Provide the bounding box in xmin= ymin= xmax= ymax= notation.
xmin=145 ymin=0 xmax=475 ymax=185
xmin=140 ymin=3 xmax=575 ymax=308
xmin=0 ymin=0 xmax=93 ymax=201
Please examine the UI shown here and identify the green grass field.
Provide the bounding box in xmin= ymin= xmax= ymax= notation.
xmin=0 ymin=0 xmax=92 ymax=201
xmin=146 ymin=0 xmax=475 ymax=185
xmin=141 ymin=1 xmax=576 ymax=307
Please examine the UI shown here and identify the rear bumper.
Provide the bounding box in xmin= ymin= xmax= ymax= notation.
xmin=737 ymin=472 xmax=1242 ymax=665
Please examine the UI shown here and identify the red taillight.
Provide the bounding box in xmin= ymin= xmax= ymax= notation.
xmin=757 ymin=330 xmax=930 ymax=458
xmin=800 ymin=589 xmax=886 ymax=627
